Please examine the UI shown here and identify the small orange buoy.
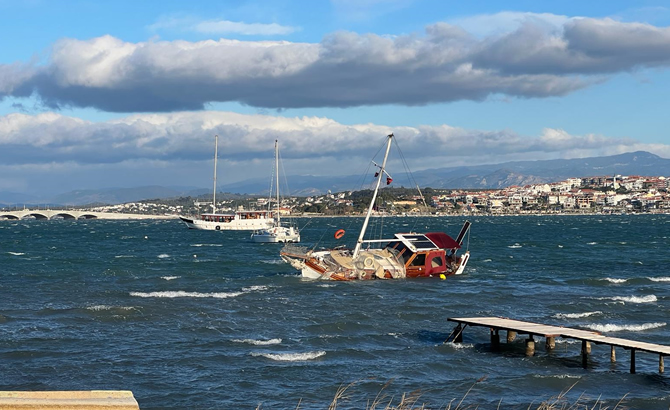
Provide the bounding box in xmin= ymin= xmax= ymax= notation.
xmin=334 ymin=229 xmax=345 ymax=239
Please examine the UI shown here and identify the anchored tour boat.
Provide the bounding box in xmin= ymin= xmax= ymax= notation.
xmin=179 ymin=135 xmax=274 ymax=231
xmin=280 ymin=133 xmax=471 ymax=280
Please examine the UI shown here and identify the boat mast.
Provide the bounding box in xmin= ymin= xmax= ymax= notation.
xmin=212 ymin=135 xmax=218 ymax=214
xmin=353 ymin=133 xmax=393 ymax=259
xmin=274 ymin=139 xmax=280 ymax=225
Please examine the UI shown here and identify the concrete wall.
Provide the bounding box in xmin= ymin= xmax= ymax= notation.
xmin=0 ymin=390 xmax=139 ymax=409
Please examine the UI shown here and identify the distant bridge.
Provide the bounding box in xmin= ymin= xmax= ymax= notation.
xmin=0 ymin=209 xmax=177 ymax=220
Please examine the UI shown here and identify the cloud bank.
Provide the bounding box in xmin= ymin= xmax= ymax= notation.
xmin=1 ymin=110 xmax=667 ymax=166
xmin=2 ymin=15 xmax=670 ymax=112
xmin=1 ymin=109 xmax=668 ymax=195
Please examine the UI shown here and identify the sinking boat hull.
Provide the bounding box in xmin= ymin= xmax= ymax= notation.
xmin=278 ymin=134 xmax=472 ymax=281
xmin=281 ymin=235 xmax=471 ymax=281
xmin=454 ymin=251 xmax=470 ymax=275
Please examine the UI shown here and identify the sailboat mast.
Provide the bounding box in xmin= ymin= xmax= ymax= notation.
xmin=353 ymin=133 xmax=393 ymax=258
xmin=212 ymin=135 xmax=218 ymax=214
xmin=275 ymin=139 xmax=280 ymax=225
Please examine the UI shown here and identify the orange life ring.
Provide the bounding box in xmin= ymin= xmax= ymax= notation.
xmin=334 ymin=229 xmax=345 ymax=239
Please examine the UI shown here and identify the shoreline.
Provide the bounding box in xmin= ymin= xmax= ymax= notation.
xmin=3 ymin=210 xmax=668 ymax=221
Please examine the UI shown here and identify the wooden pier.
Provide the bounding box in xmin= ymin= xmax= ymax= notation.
xmin=446 ymin=317 xmax=670 ymax=374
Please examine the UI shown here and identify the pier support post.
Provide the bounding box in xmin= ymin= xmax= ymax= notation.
xmin=610 ymin=346 xmax=616 ymax=362
xmin=660 ymin=355 xmax=664 ymax=374
xmin=581 ymin=340 xmax=589 ymax=367
xmin=490 ymin=329 xmax=500 ymax=351
xmin=545 ymin=337 xmax=555 ymax=350
xmin=525 ymin=336 xmax=535 ymax=357
xmin=507 ymin=330 xmax=517 ymax=343
xmin=630 ymin=349 xmax=636 ymax=374
xmin=454 ymin=324 xmax=463 ymax=343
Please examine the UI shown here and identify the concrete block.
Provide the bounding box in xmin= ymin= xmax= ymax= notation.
xmin=0 ymin=390 xmax=139 ymax=409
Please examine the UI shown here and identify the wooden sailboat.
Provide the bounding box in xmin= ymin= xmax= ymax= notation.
xmin=280 ymin=133 xmax=471 ymax=280
xmin=179 ymin=135 xmax=274 ymax=231
xmin=251 ymin=140 xmax=300 ymax=243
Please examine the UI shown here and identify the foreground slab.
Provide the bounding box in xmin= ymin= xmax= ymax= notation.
xmin=0 ymin=391 xmax=139 ymax=409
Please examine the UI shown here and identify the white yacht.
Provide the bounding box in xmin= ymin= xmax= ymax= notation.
xmin=251 ymin=140 xmax=300 ymax=243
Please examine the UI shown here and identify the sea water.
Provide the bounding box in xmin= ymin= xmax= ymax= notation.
xmin=1 ymin=215 xmax=669 ymax=409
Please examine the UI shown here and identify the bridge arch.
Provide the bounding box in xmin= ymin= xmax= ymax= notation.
xmin=53 ymin=213 xmax=77 ymax=219
xmin=26 ymin=213 xmax=49 ymax=220
xmin=79 ymin=214 xmax=98 ymax=219
xmin=0 ymin=214 xmax=19 ymax=220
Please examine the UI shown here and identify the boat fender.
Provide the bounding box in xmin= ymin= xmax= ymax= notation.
xmin=216 ymin=225 xmax=221 ymax=231
xmin=334 ymin=229 xmax=345 ymax=239
xmin=364 ymin=257 xmax=374 ymax=268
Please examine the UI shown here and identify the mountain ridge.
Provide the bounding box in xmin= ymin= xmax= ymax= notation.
xmin=2 ymin=151 xmax=668 ymax=206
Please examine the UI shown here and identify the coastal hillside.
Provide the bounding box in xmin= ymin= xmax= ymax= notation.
xmin=2 ymin=151 xmax=668 ymax=206
xmin=413 ymin=151 xmax=668 ymax=189
xmin=221 ymin=151 xmax=670 ymax=194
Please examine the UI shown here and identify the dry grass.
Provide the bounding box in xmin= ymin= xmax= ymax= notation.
xmin=256 ymin=378 xmax=628 ymax=410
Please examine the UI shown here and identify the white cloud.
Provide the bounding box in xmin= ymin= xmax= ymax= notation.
xmin=1 ymin=110 xmax=668 ymax=196
xmin=195 ymin=20 xmax=298 ymax=35
xmin=2 ymin=15 xmax=670 ymax=111
xmin=1 ymin=110 xmax=667 ymax=165
xmin=449 ymin=11 xmax=573 ymax=38
xmin=148 ymin=15 xmax=298 ymax=36
xmin=0 ymin=62 xmax=36 ymax=93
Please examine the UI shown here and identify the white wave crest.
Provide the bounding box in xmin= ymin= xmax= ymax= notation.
xmin=587 ymin=242 xmax=597 ymax=245
xmin=444 ymin=342 xmax=474 ymax=349
xmin=233 ymin=338 xmax=282 ymax=345
xmin=555 ymin=339 xmax=581 ymax=345
xmin=161 ymin=276 xmax=180 ymax=281
xmin=586 ymin=322 xmax=666 ymax=332
xmin=610 ymin=295 xmax=657 ymax=304
xmin=243 ymin=285 xmax=268 ymax=292
xmin=87 ymin=305 xmax=136 ymax=311
xmin=157 ymin=254 xmax=170 ymax=259
xmin=114 ymin=255 xmax=136 ymax=258
xmin=190 ymin=244 xmax=223 ymax=247
xmin=508 ymin=244 xmax=522 ymax=248
xmin=251 ymin=351 xmax=326 ymax=361
xmin=533 ymin=374 xmax=581 ymax=379
xmin=648 ymin=277 xmax=670 ymax=282
xmin=8 ymin=252 xmax=25 ymax=256
xmin=553 ymin=311 xmax=602 ymax=319
xmin=130 ymin=291 xmax=242 ymax=298
xmin=604 ymin=278 xmax=627 ymax=284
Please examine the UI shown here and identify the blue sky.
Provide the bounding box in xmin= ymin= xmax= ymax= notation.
xmin=1 ymin=0 xmax=670 ymax=197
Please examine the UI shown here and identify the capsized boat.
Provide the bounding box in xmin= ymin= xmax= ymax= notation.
xmin=179 ymin=135 xmax=274 ymax=231
xmin=251 ymin=140 xmax=301 ymax=243
xmin=280 ymin=133 xmax=471 ymax=280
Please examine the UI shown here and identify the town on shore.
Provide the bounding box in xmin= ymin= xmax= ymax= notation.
xmin=60 ymin=174 xmax=669 ymax=218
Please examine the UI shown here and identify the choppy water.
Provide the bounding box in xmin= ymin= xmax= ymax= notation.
xmin=1 ymin=215 xmax=669 ymax=409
